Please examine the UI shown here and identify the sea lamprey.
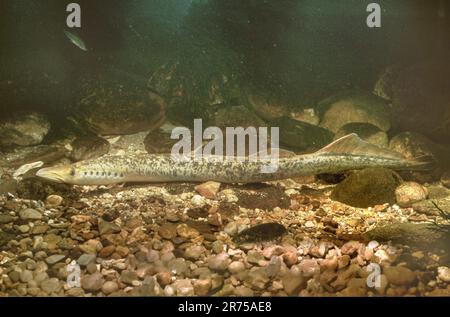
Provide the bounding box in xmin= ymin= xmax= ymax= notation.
xmin=35 ymin=134 xmax=433 ymax=186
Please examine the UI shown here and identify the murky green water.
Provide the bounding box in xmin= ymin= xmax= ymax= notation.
xmin=0 ymin=0 xmax=449 ymax=298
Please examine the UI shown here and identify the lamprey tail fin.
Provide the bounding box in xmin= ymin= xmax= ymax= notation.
xmin=315 ymin=133 xmax=404 ymax=160
xmin=405 ymin=155 xmax=437 ymax=171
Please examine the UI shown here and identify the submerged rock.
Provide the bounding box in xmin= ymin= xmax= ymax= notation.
xmin=373 ymin=65 xmax=403 ymax=101
xmin=0 ymin=111 xmax=50 ymax=146
xmin=268 ymin=116 xmax=334 ymax=152
xmin=0 ymin=145 xmax=67 ymax=169
xmin=389 ymin=131 xmax=450 ymax=182
xmin=364 ymin=222 xmax=448 ymax=249
xmin=384 ymin=266 xmax=416 ymax=286
xmin=395 ymin=182 xmax=428 ymax=207
xmin=70 ymin=136 xmax=110 ymax=161
xmin=290 ymin=108 xmax=320 ymax=126
xmin=437 ymin=266 xmax=450 ymax=283
xmin=144 ymin=127 xmax=179 ymax=154
xmin=211 ymin=105 xmax=265 ymax=129
xmin=248 ymin=94 xmax=289 ymax=120
xmin=331 ymin=168 xmax=402 ymax=208
xmin=318 ymin=91 xmax=391 ymax=133
xmin=73 ymin=73 xmax=165 ymax=136
xmin=335 ymin=123 xmax=388 ymax=148
xmin=195 ymin=181 xmax=221 ymax=199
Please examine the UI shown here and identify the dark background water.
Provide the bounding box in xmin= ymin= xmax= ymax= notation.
xmin=0 ymin=0 xmax=448 ymax=123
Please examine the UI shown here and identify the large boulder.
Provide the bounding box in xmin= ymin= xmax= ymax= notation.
xmin=69 ymin=136 xmax=110 ymax=161
xmin=211 ymin=105 xmax=266 ymax=129
xmin=268 ymin=116 xmax=334 ymax=152
xmin=334 ymin=123 xmax=388 ymax=148
xmin=331 ymin=168 xmax=402 ymax=208
xmin=373 ymin=65 xmax=403 ymax=101
xmin=73 ymin=73 xmax=165 ymax=136
xmin=248 ymin=94 xmax=289 ymax=121
xmin=318 ymin=91 xmax=391 ymax=133
xmin=0 ymin=111 xmax=50 ymax=146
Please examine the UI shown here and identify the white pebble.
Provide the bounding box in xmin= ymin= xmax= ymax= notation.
xmin=367 ymin=240 xmax=380 ymax=250
xmin=191 ymin=195 xmax=206 ymax=207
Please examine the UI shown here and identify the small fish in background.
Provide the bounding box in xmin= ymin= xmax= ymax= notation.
xmin=64 ymin=30 xmax=88 ymax=51
xmin=233 ymin=223 xmax=288 ymax=244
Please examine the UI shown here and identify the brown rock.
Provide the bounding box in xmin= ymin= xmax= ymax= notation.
xmin=195 ymin=181 xmax=221 ymax=199
xmin=395 ymin=182 xmax=428 ymax=207
xmin=384 ymin=266 xmax=416 ymax=286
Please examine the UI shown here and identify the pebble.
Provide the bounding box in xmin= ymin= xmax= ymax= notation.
xmin=384 ymin=266 xmax=416 ymax=286
xmin=176 ymin=224 xmax=199 ymax=239
xmin=174 ymin=279 xmax=195 ymax=296
xmin=298 ymin=259 xmax=320 ymax=278
xmin=45 ymin=254 xmax=65 ymax=265
xmin=168 ymin=258 xmax=188 ymax=275
xmin=195 ymin=181 xmax=221 ymax=199
xmin=99 ymin=246 xmax=116 ymax=258
xmin=211 ymin=240 xmax=224 ymax=254
xmin=282 ymin=271 xmax=305 ymax=296
xmin=228 ymin=261 xmax=246 ymax=274
xmin=266 ymin=256 xmax=282 ymax=278
xmin=341 ymin=241 xmax=361 ymax=256
xmin=19 ymin=270 xmax=33 ymax=283
xmin=40 ymin=278 xmax=61 ymax=294
xmin=367 ymin=240 xmax=380 ymax=250
xmin=0 ymin=214 xmax=15 ymax=224
xmin=86 ymin=262 xmax=98 ymax=274
xmin=263 ymin=246 xmax=284 ymax=259
xmin=17 ymin=224 xmax=30 ymax=233
xmin=141 ymin=250 xmax=158 ymax=264
xmin=102 ymin=281 xmax=119 ymax=295
xmin=121 ymin=270 xmax=139 ymax=285
xmin=77 ymin=254 xmax=96 ymax=267
xmin=156 ymin=271 xmax=172 ymax=287
xmin=45 ymin=195 xmax=63 ymax=207
xmin=79 ymin=239 xmax=103 ymax=254
xmin=234 ymin=286 xmax=254 ymax=296
xmin=437 ymin=266 xmax=450 ymax=283
xmin=19 ymin=208 xmax=42 ymax=220
xmin=191 ymin=195 xmax=206 ymax=207
xmin=184 ymin=245 xmax=205 ymax=261
xmin=224 ymin=221 xmax=238 ymax=236
xmin=207 ymin=213 xmax=222 ymax=226
xmin=98 ymin=219 xmax=121 ymax=235
xmin=395 ymin=182 xmax=428 ymax=207
xmin=282 ymin=251 xmax=298 ymax=266
xmin=31 ymin=225 xmax=49 ymax=234
xmin=193 ymin=278 xmax=212 ymax=296
xmin=247 ymin=250 xmax=264 ymax=265
xmin=208 ymin=253 xmax=230 ymax=272
xmin=246 ymin=267 xmax=270 ymax=290
xmin=81 ymin=272 xmax=104 ymax=292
